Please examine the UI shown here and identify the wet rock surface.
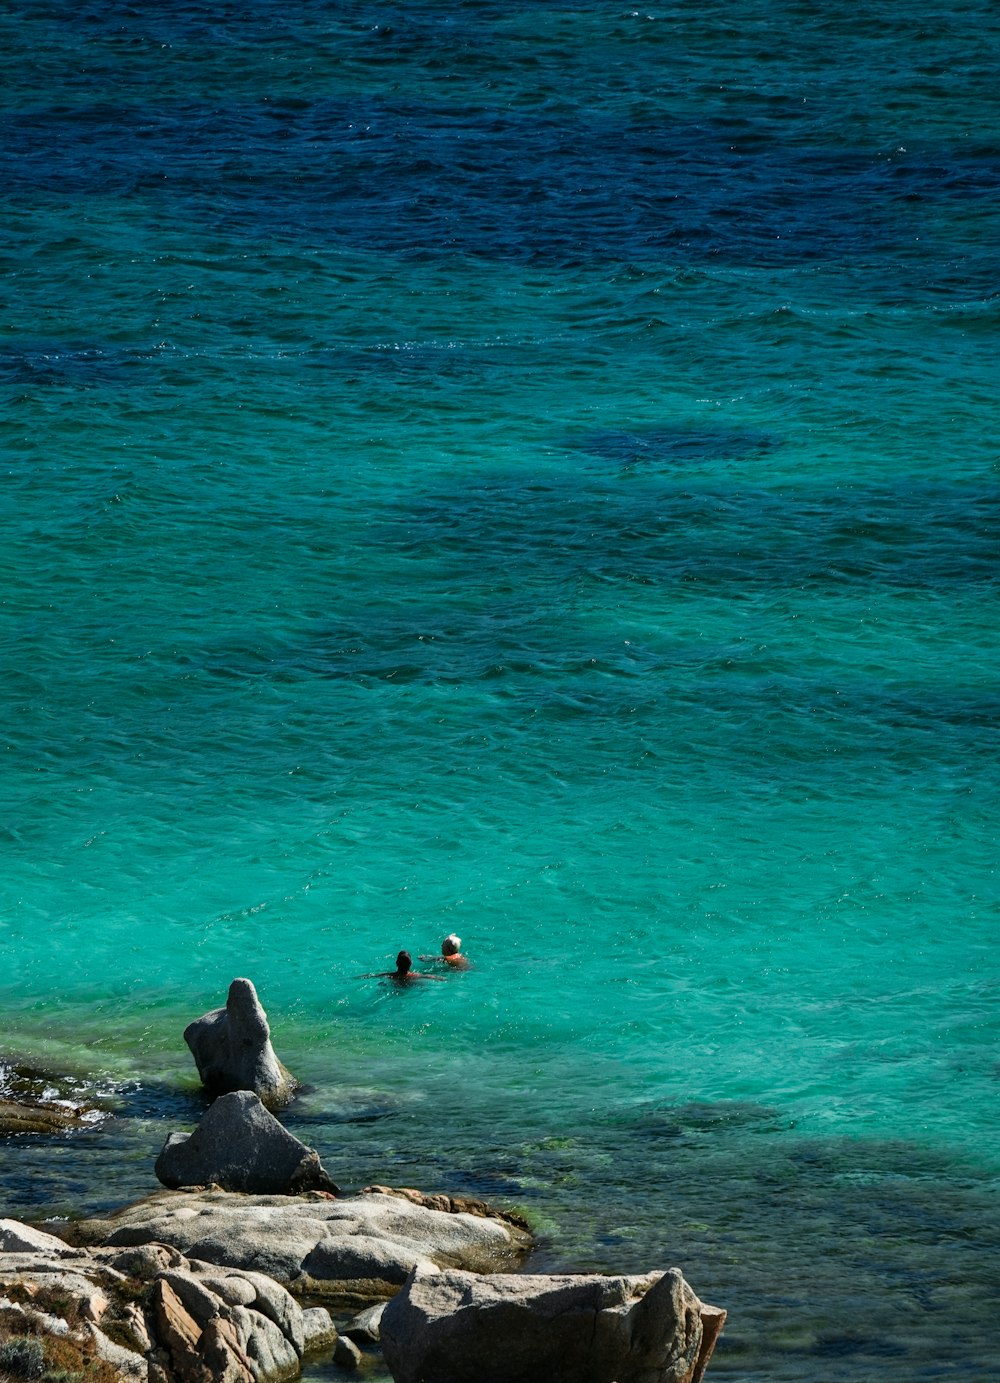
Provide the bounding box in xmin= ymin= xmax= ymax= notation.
xmin=0 ymin=1062 xmax=107 ymax=1136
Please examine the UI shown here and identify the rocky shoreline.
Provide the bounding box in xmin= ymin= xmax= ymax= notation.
xmin=0 ymin=982 xmax=726 ymax=1382
xmin=0 ymin=1201 xmax=724 ymax=1383
xmin=68 ymin=1185 xmax=535 ymax=1303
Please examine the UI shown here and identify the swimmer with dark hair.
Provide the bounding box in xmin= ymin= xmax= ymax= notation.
xmin=360 ymin=950 xmax=446 ymax=986
xmin=419 ymin=934 xmax=472 ymax=970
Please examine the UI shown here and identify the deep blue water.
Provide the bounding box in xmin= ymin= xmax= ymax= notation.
xmin=1 ymin=3 xmax=999 ymax=1379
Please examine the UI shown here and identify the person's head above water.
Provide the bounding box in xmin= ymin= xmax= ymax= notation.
xmin=439 ymin=934 xmax=471 ymax=969
xmin=359 ymin=949 xmax=444 ymax=983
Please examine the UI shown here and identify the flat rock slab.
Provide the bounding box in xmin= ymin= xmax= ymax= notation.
xmin=0 ymin=1063 xmax=109 ymax=1135
xmin=73 ymin=1188 xmax=533 ymax=1301
xmin=0 ymin=1097 xmax=94 ymax=1134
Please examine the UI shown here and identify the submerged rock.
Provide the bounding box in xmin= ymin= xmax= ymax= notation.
xmin=0 ymin=1062 xmax=105 ymax=1135
xmin=75 ymin=1187 xmax=534 ymax=1300
xmin=184 ymin=978 xmax=298 ymax=1110
xmin=154 ymin=1090 xmax=338 ymax=1195
xmin=379 ymin=1265 xmax=726 ymax=1383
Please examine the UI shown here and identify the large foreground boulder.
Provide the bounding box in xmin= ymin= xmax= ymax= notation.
xmin=155 ymin=1091 xmax=338 ymax=1195
xmin=74 ymin=1188 xmax=534 ymax=1300
xmin=380 ymin=1265 xmax=726 ymax=1383
xmin=185 ymin=979 xmax=298 ymax=1110
xmin=0 ymin=1223 xmax=337 ymax=1382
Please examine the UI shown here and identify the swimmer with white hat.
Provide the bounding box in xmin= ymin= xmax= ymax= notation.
xmin=420 ymin=934 xmax=472 ymax=970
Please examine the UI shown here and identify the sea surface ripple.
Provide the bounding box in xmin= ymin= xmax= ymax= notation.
xmin=1 ymin=3 xmax=999 ymax=1380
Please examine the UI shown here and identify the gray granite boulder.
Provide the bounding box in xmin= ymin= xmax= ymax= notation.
xmin=184 ymin=978 xmax=298 ymax=1109
xmin=76 ymin=1188 xmax=533 ymax=1300
xmin=334 ymin=1335 xmax=364 ymax=1368
xmin=155 ymin=1090 xmax=338 ymax=1195
xmin=342 ymin=1300 xmax=386 ymax=1344
xmin=379 ymin=1265 xmax=726 ymax=1383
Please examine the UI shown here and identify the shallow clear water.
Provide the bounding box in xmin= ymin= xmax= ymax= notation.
xmin=1 ymin=2 xmax=999 ymax=1379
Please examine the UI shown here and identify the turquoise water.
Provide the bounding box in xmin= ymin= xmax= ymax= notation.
xmin=2 ymin=2 xmax=999 ymax=1378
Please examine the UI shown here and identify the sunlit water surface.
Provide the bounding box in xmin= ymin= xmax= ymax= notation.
xmin=1 ymin=2 xmax=998 ymax=1379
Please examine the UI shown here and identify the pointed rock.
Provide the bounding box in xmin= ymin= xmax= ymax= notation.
xmin=184 ymin=978 xmax=298 ymax=1110
xmin=154 ymin=1090 xmax=338 ymax=1195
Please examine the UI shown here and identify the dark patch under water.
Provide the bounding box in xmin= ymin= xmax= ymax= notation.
xmin=566 ymin=426 xmax=781 ymax=472
xmin=0 ymin=342 xmax=136 ymax=389
xmin=390 ymin=473 xmax=1000 ymax=592
xmin=3 ymin=92 xmax=999 ymax=276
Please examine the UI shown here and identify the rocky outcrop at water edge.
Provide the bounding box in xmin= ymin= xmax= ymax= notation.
xmin=73 ymin=1187 xmax=534 ymax=1301
xmin=154 ymin=1090 xmax=338 ymax=1196
xmin=379 ymin=1264 xmax=726 ymax=1383
xmin=0 ymin=1220 xmax=336 ymax=1383
xmin=4 ymin=1196 xmax=727 ymax=1383
xmin=184 ymin=979 xmax=298 ymax=1110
